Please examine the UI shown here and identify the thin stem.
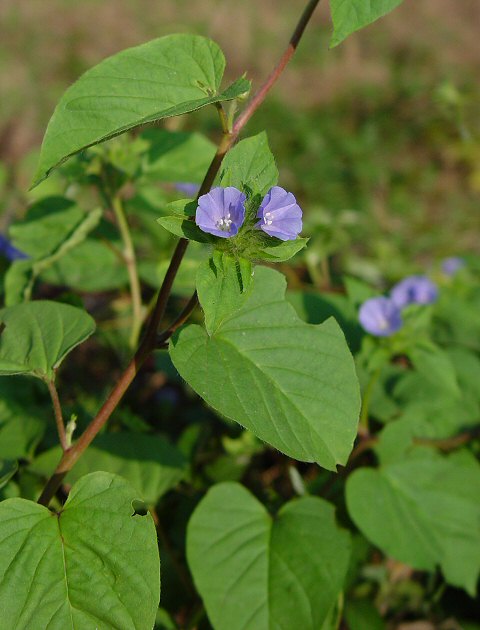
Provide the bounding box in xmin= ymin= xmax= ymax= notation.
xmin=215 ymin=102 xmax=230 ymax=134
xmin=157 ymin=291 xmax=199 ymax=346
xmin=358 ymin=367 xmax=382 ymax=437
xmin=37 ymin=0 xmax=322 ymax=507
xmin=232 ymin=0 xmax=321 ymax=134
xmin=112 ymin=196 xmax=143 ymax=348
xmin=46 ymin=379 xmax=68 ymax=452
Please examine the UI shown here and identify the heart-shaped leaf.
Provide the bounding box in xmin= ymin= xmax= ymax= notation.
xmin=33 ymin=34 xmax=250 ymax=186
xmin=187 ymin=482 xmax=351 ymax=630
xmin=0 ymin=301 xmax=95 ymax=380
xmin=170 ymin=266 xmax=360 ymax=469
xmin=346 ymin=451 xmax=480 ymax=595
xmin=0 ymin=472 xmax=160 ymax=628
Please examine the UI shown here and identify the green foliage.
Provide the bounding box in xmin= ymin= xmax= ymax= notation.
xmin=187 ymin=482 xmax=351 ymax=630
xmin=170 ymin=266 xmax=361 ymax=469
xmin=33 ymin=34 xmax=250 ymax=186
xmin=346 ymin=451 xmax=480 ymax=595
xmin=30 ymin=433 xmax=188 ymax=506
xmin=0 ymin=472 xmax=160 ymax=628
xmin=219 ymin=132 xmax=278 ymax=195
xmin=0 ymin=301 xmax=95 ymax=380
xmin=330 ymin=0 xmax=405 ymax=47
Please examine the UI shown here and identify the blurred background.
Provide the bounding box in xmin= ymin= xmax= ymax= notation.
xmin=1 ymin=0 xmax=479 ymax=283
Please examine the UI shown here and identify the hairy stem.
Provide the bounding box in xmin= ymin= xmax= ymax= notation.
xmin=46 ymin=379 xmax=67 ymax=452
xmin=37 ymin=0 xmax=322 ymax=507
xmin=112 ymin=195 xmax=143 ymax=348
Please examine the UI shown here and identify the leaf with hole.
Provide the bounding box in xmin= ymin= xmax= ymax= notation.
xmin=0 ymin=471 xmax=160 ymax=628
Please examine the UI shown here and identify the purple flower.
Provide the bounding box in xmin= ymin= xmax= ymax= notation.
xmin=256 ymin=186 xmax=302 ymax=241
xmin=196 ymin=187 xmax=246 ymax=238
xmin=441 ymin=257 xmax=465 ymax=276
xmin=390 ymin=275 xmax=438 ymax=308
xmin=0 ymin=234 xmax=28 ymax=261
xmin=175 ymin=182 xmax=200 ymax=197
xmin=359 ymin=297 xmax=403 ymax=337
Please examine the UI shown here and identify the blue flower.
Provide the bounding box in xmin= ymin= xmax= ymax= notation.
xmin=0 ymin=234 xmax=28 ymax=261
xmin=256 ymin=186 xmax=302 ymax=241
xmin=175 ymin=182 xmax=200 ymax=197
xmin=359 ymin=297 xmax=403 ymax=337
xmin=196 ymin=187 xmax=246 ymax=238
xmin=441 ymin=256 xmax=465 ymax=276
xmin=390 ymin=275 xmax=438 ymax=308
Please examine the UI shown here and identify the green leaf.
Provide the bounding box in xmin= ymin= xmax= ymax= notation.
xmin=330 ymin=0 xmax=404 ymax=47
xmin=142 ymin=129 xmax=216 ymax=182
xmin=0 ymin=461 xmax=18 ymax=490
xmin=0 ymin=300 xmax=95 ymax=380
xmin=6 ymin=197 xmax=102 ymax=305
xmin=33 ymin=34 xmax=250 ymax=186
xmin=156 ymin=215 xmax=213 ymax=243
xmin=196 ymin=252 xmax=252 ymax=335
xmin=410 ymin=344 xmax=460 ymax=398
xmin=0 ymin=471 xmax=160 ymax=628
xmin=30 ymin=433 xmax=188 ymax=506
xmin=253 ymin=237 xmax=308 ymax=262
xmin=170 ymin=266 xmax=360 ymax=469
xmin=41 ymin=238 xmax=129 ymax=292
xmin=187 ymin=482 xmax=351 ymax=630
xmin=346 ymin=451 xmax=480 ymax=595
xmin=219 ymin=132 xmax=278 ymax=195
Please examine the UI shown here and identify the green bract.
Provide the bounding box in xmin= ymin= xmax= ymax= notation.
xmin=187 ymin=482 xmax=351 ymax=630
xmin=0 ymin=301 xmax=95 ymax=380
xmin=0 ymin=472 xmax=160 ymax=628
xmin=32 ymin=34 xmax=250 ymax=186
xmin=170 ymin=266 xmax=361 ymax=469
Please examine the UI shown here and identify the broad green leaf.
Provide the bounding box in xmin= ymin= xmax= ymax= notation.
xmin=30 ymin=433 xmax=188 ymax=505
xmin=187 ymin=482 xmax=351 ymax=630
xmin=6 ymin=197 xmax=102 ymax=305
xmin=142 ymin=129 xmax=216 ymax=182
xmin=0 ymin=472 xmax=160 ymax=628
xmin=330 ymin=0 xmax=405 ymax=47
xmin=219 ymin=132 xmax=278 ymax=195
xmin=170 ymin=266 xmax=360 ymax=469
xmin=0 ymin=461 xmax=18 ymax=490
xmin=0 ymin=301 xmax=95 ymax=380
xmin=41 ymin=238 xmax=129 ymax=291
xmin=346 ymin=451 xmax=480 ymax=595
xmin=33 ymin=34 xmax=250 ymax=186
xmin=196 ymin=252 xmax=252 ymax=334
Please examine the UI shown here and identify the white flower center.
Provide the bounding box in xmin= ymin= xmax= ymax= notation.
xmin=216 ymin=212 xmax=232 ymax=231
xmin=263 ymin=211 xmax=273 ymax=226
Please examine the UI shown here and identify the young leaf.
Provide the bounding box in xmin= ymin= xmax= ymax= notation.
xmin=157 ymin=215 xmax=213 ymax=243
xmin=330 ymin=0 xmax=405 ymax=47
xmin=30 ymin=433 xmax=188 ymax=506
xmin=253 ymin=236 xmax=308 ymax=263
xmin=196 ymin=252 xmax=253 ymax=335
xmin=170 ymin=266 xmax=361 ymax=469
xmin=187 ymin=482 xmax=351 ymax=630
xmin=219 ymin=132 xmax=278 ymax=195
xmin=6 ymin=197 xmax=102 ymax=305
xmin=346 ymin=451 xmax=480 ymax=595
xmin=33 ymin=34 xmax=250 ymax=186
xmin=0 ymin=472 xmax=160 ymax=628
xmin=0 ymin=301 xmax=95 ymax=380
